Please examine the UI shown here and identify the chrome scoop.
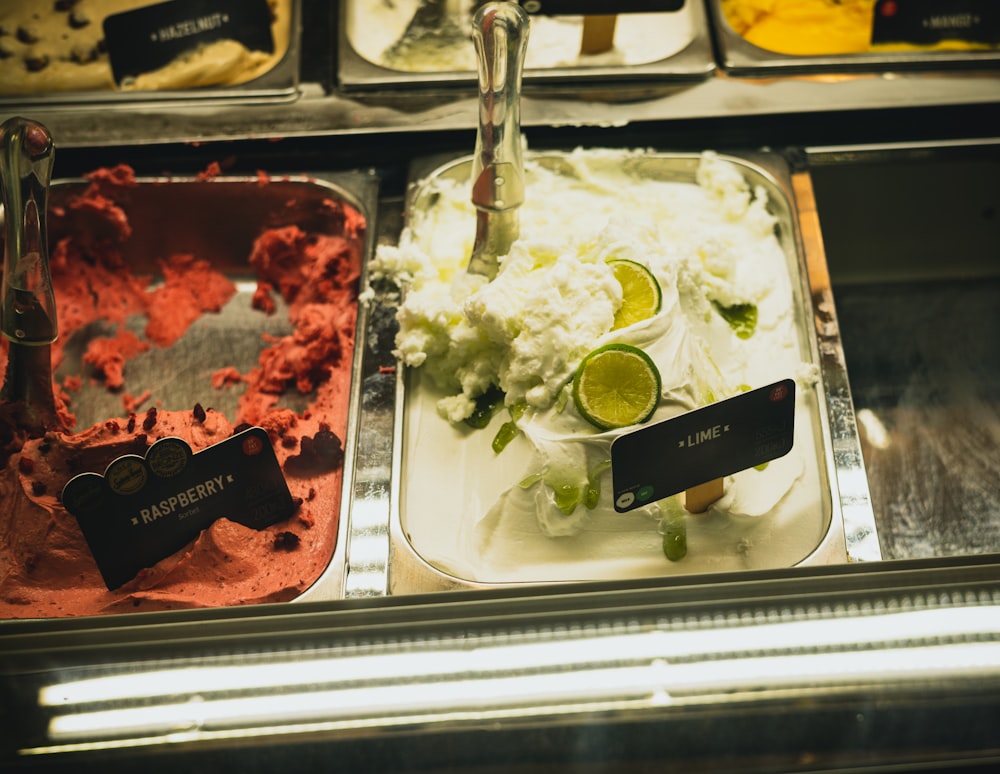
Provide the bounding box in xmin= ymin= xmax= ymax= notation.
xmin=467 ymin=1 xmax=529 ymax=280
xmin=0 ymin=116 xmax=60 ymax=435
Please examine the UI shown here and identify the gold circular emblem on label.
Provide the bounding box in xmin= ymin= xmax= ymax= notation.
xmin=147 ymin=438 xmax=190 ymax=478
xmin=105 ymin=456 xmax=148 ymax=496
xmin=62 ymin=474 xmax=107 ymax=515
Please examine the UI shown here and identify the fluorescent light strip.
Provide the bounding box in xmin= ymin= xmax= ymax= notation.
xmin=48 ymin=662 xmax=668 ymax=741
xmin=45 ymin=641 xmax=1000 ymax=743
xmin=40 ymin=605 xmax=999 ymax=709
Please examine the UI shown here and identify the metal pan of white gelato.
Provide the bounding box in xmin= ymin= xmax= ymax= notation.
xmin=373 ymin=148 xmax=879 ymax=593
xmin=338 ymin=0 xmax=714 ymax=90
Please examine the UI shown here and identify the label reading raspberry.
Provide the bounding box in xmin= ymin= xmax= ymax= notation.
xmin=63 ymin=426 xmax=294 ymax=590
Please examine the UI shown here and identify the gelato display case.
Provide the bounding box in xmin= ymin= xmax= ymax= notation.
xmin=0 ymin=1 xmax=998 ymax=772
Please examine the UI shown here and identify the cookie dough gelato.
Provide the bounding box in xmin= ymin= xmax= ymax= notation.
xmin=0 ymin=0 xmax=293 ymax=95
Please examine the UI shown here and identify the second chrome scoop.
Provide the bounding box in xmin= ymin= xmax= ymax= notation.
xmin=0 ymin=116 xmax=60 ymax=435
xmin=467 ymin=2 xmax=529 ymax=280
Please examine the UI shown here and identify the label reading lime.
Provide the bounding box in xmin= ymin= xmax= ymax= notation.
xmin=611 ymin=379 xmax=796 ymax=512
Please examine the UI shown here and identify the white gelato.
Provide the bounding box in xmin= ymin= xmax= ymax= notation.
xmin=345 ymin=0 xmax=694 ymax=72
xmin=374 ymin=149 xmax=838 ymax=588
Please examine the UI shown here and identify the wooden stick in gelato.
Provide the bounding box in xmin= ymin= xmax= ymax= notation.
xmin=580 ymin=14 xmax=617 ymax=55
xmin=683 ymin=477 xmax=724 ymax=514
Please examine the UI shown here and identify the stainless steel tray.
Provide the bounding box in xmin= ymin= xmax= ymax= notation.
xmin=1 ymin=169 xmax=378 ymax=618
xmin=0 ymin=0 xmax=302 ymax=108
xmin=366 ymin=149 xmax=880 ymax=596
xmin=337 ymin=0 xmax=715 ymax=91
xmin=708 ymin=0 xmax=1000 ymax=76
xmin=809 ymin=139 xmax=1000 ymax=561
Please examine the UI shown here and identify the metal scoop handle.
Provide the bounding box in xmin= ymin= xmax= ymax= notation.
xmin=468 ymin=2 xmax=529 ymax=279
xmin=470 ymin=2 xmax=528 ymax=213
xmin=1 ymin=116 xmax=57 ymax=346
xmin=0 ymin=116 xmax=60 ymax=435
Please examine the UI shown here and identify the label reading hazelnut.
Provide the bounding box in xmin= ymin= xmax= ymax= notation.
xmin=103 ymin=0 xmax=275 ymax=86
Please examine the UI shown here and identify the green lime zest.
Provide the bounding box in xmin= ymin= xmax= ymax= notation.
xmin=661 ymin=509 xmax=687 ymax=562
xmin=583 ymin=460 xmax=611 ymax=510
xmin=552 ymin=480 xmax=580 ymax=516
xmin=491 ymin=402 xmax=528 ymax=454
xmin=492 ymin=422 xmax=518 ymax=454
xmin=464 ymin=384 xmax=505 ymax=429
xmin=520 ymin=461 xmax=609 ymax=516
xmin=711 ymin=300 xmax=758 ymax=340
xmin=519 ymin=471 xmax=545 ymax=489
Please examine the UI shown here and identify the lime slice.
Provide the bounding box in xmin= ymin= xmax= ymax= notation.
xmin=572 ymin=344 xmax=661 ymax=430
xmin=608 ymin=259 xmax=661 ymax=330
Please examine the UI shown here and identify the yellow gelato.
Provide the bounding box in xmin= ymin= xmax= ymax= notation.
xmin=720 ymin=0 xmax=992 ymax=56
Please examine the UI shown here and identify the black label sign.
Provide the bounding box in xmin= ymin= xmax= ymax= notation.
xmin=871 ymin=0 xmax=999 ymax=46
xmin=103 ymin=0 xmax=275 ymax=85
xmin=63 ymin=427 xmax=295 ymax=590
xmin=519 ymin=0 xmax=685 ymax=15
xmin=611 ymin=379 xmax=795 ymax=513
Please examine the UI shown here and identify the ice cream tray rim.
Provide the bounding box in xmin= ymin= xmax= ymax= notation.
xmin=335 ymin=0 xmax=716 ymax=92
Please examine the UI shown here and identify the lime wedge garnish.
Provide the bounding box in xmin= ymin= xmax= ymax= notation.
xmin=572 ymin=343 xmax=661 ymax=430
xmin=608 ymin=258 xmax=661 ymax=330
